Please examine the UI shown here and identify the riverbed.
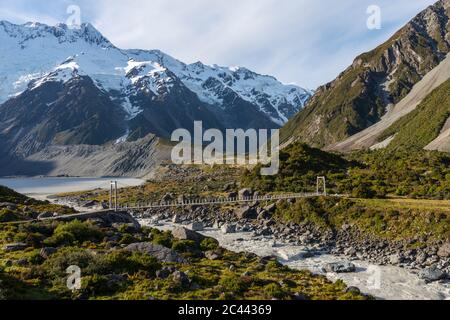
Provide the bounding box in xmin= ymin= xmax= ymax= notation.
xmin=141 ymin=219 xmax=450 ymax=301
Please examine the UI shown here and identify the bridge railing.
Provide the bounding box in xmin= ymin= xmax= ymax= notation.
xmin=116 ymin=191 xmax=329 ymax=210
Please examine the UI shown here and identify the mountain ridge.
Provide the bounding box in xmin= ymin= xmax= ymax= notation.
xmin=281 ymin=0 xmax=450 ymax=148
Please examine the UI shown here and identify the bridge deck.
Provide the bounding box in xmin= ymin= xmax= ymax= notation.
xmin=115 ymin=192 xmax=335 ymax=211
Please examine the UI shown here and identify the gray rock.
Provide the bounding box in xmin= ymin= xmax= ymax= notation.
xmin=2 ymin=243 xmax=27 ymax=252
xmin=125 ymin=242 xmax=188 ymax=264
xmin=389 ymin=253 xmax=404 ymax=265
xmin=419 ymin=266 xmax=447 ymax=282
xmin=172 ymin=214 xmax=182 ymax=224
xmin=437 ymin=242 xmax=450 ymax=258
xmin=345 ymin=287 xmax=361 ymax=294
xmin=323 ymin=262 xmax=356 ymax=273
xmin=172 ymin=227 xmax=206 ymax=243
xmin=264 ymin=203 xmax=277 ymax=213
xmin=172 ymin=271 xmax=190 ymax=288
xmin=205 ymin=250 xmax=222 ymax=261
xmin=236 ymin=206 xmax=257 ymax=220
xmin=190 ymin=222 xmax=204 ymax=232
xmin=221 ymin=224 xmax=236 ymax=234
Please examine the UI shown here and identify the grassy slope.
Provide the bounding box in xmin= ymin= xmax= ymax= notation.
xmin=281 ymin=2 xmax=450 ymax=148
xmin=275 ymin=197 xmax=450 ymax=244
xmin=0 ymin=219 xmax=367 ymax=300
xmin=378 ymin=78 xmax=450 ymax=151
xmin=0 ymin=185 xmax=76 ymax=223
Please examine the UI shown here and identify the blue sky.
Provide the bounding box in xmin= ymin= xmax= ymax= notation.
xmin=0 ymin=0 xmax=437 ymax=89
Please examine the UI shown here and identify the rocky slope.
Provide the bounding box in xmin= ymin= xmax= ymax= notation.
xmin=281 ymin=0 xmax=450 ymax=148
xmin=0 ymin=20 xmax=311 ymax=177
xmin=330 ymin=53 xmax=450 ymax=152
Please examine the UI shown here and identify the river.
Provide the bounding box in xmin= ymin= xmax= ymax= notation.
xmin=1 ymin=178 xmax=448 ymax=300
xmin=141 ymin=220 xmax=450 ymax=301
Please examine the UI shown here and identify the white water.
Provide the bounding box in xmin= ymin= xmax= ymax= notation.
xmin=141 ymin=220 xmax=450 ymax=301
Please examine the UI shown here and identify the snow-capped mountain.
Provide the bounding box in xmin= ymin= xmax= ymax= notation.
xmin=0 ymin=21 xmax=311 ymax=126
xmin=0 ymin=20 xmax=312 ymax=176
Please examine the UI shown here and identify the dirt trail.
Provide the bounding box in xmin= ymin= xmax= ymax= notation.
xmin=330 ymin=54 xmax=450 ymax=152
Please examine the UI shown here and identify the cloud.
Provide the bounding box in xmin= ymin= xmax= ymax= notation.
xmin=0 ymin=0 xmax=438 ymax=88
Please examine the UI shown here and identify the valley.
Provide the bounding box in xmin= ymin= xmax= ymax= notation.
xmin=0 ymin=0 xmax=449 ymax=303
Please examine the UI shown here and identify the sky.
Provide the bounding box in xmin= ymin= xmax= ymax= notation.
xmin=0 ymin=0 xmax=438 ymax=89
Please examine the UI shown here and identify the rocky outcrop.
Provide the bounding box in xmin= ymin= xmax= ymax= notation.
xmin=125 ymin=242 xmax=188 ymax=264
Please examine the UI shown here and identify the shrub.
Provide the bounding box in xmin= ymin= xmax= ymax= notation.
xmin=264 ymin=283 xmax=287 ymax=299
xmin=44 ymin=220 xmax=103 ymax=247
xmin=151 ymin=230 xmax=173 ymax=248
xmin=218 ymin=273 xmax=247 ymax=293
xmin=88 ymin=250 xmax=161 ymax=276
xmin=200 ymin=238 xmax=219 ymax=251
xmin=172 ymin=240 xmax=197 ymax=253
xmin=0 ymin=209 xmax=22 ymax=223
xmin=44 ymin=231 xmax=76 ymax=247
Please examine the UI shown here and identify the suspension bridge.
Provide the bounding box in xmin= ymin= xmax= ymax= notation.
xmin=106 ymin=176 xmax=330 ymax=211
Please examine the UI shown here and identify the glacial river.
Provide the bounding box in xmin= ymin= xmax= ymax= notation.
xmin=1 ymin=178 xmax=448 ymax=300
xmin=141 ymin=220 xmax=450 ymax=301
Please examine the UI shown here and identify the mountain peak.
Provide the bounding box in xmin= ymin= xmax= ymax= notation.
xmin=0 ymin=20 xmax=112 ymax=47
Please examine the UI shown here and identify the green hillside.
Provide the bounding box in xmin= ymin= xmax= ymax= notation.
xmin=281 ymin=1 xmax=450 ymax=148
xmin=378 ymin=78 xmax=450 ymax=151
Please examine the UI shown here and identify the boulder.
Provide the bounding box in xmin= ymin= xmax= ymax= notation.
xmin=172 ymin=227 xmax=206 ymax=244
xmin=345 ymin=287 xmax=361 ymax=294
xmin=172 ymin=270 xmax=190 ymax=288
xmin=323 ymin=262 xmax=356 ymax=273
xmin=437 ymin=242 xmax=450 ymax=258
xmin=389 ymin=253 xmax=404 ymax=265
xmin=221 ymin=224 xmax=236 ymax=234
xmin=238 ymin=188 xmax=253 ymax=199
xmin=236 ymin=206 xmax=257 ymax=220
xmin=40 ymin=247 xmax=57 ymax=259
xmin=419 ymin=266 xmax=447 ymax=283
xmin=172 ymin=214 xmax=182 ymax=224
xmin=2 ymin=243 xmax=27 ymax=252
xmin=264 ymin=203 xmax=277 ymax=213
xmin=190 ymin=222 xmax=204 ymax=232
xmin=156 ymin=267 xmax=176 ymax=279
xmin=125 ymin=242 xmax=188 ymax=264
xmin=205 ymin=250 xmax=222 ymax=261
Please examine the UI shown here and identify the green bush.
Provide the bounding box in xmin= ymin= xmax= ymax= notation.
xmin=218 ymin=273 xmax=247 ymax=293
xmin=0 ymin=209 xmax=22 ymax=223
xmin=200 ymin=238 xmax=219 ymax=251
xmin=43 ymin=220 xmax=104 ymax=247
xmin=151 ymin=229 xmax=173 ymax=248
xmin=44 ymin=231 xmax=76 ymax=247
xmin=172 ymin=240 xmax=197 ymax=253
xmin=88 ymin=250 xmax=161 ymax=276
xmin=264 ymin=283 xmax=287 ymax=299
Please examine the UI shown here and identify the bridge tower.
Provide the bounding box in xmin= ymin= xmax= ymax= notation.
xmin=317 ymin=177 xmax=327 ymax=196
xmin=110 ymin=181 xmax=118 ymax=212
